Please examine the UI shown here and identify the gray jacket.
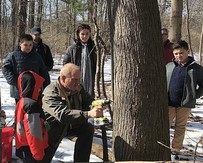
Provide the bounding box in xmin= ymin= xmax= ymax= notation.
xmin=166 ymin=57 xmax=203 ymax=108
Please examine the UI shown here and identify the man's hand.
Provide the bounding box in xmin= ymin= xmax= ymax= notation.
xmin=0 ymin=117 xmax=6 ymax=129
xmin=88 ymin=106 xmax=103 ymax=118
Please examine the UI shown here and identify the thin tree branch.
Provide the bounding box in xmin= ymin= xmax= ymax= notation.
xmin=157 ymin=141 xmax=203 ymax=159
xmin=186 ymin=0 xmax=193 ymax=57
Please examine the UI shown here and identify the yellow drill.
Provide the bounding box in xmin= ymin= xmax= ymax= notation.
xmin=92 ymin=99 xmax=111 ymax=107
xmin=91 ymin=99 xmax=111 ymax=126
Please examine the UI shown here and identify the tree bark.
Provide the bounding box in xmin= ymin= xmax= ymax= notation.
xmin=0 ymin=88 xmax=2 ymax=163
xmin=28 ymin=0 xmax=35 ymax=29
xmin=55 ymin=0 xmax=59 ymax=34
xmin=0 ymin=0 xmax=2 ymax=63
xmin=18 ymin=0 xmax=28 ymax=36
xmin=0 ymin=0 xmax=2 ymax=157
xmin=107 ymin=0 xmax=115 ymax=100
xmin=11 ymin=0 xmax=18 ymax=49
xmin=169 ymin=0 xmax=183 ymax=42
xmin=88 ymin=0 xmax=94 ymax=23
xmin=199 ymin=25 xmax=203 ymax=65
xmin=113 ymin=0 xmax=171 ymax=161
xmin=36 ymin=0 xmax=43 ymax=26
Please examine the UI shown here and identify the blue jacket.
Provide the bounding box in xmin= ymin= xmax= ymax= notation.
xmin=166 ymin=57 xmax=203 ymax=108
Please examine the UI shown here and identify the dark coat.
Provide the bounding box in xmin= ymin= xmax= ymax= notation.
xmin=2 ymin=48 xmax=50 ymax=99
xmin=34 ymin=40 xmax=54 ymax=71
xmin=63 ymin=39 xmax=97 ymax=96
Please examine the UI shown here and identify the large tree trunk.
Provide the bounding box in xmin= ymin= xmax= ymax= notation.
xmin=112 ymin=0 xmax=171 ymax=161
xmin=169 ymin=0 xmax=183 ymax=42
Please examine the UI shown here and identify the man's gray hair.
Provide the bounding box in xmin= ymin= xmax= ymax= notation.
xmin=60 ymin=63 xmax=80 ymax=78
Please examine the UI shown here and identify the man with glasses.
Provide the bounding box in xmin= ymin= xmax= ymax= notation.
xmin=161 ymin=28 xmax=174 ymax=64
xmin=42 ymin=63 xmax=104 ymax=162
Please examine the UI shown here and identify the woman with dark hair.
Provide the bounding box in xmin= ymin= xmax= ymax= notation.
xmin=63 ymin=24 xmax=97 ymax=97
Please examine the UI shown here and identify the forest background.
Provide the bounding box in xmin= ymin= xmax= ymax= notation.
xmin=1 ymin=0 xmax=203 ymax=161
xmin=0 ymin=0 xmax=203 ymax=62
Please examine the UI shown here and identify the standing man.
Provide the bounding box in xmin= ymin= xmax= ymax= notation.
xmin=31 ymin=26 xmax=54 ymax=71
xmin=166 ymin=40 xmax=203 ymax=156
xmin=161 ymin=28 xmax=174 ymax=65
xmin=42 ymin=63 xmax=104 ymax=162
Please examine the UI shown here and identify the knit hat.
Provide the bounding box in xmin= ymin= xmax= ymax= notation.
xmin=31 ymin=27 xmax=42 ymax=34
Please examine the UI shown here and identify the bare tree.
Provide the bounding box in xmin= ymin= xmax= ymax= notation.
xmin=199 ymin=25 xmax=203 ymax=65
xmin=112 ymin=0 xmax=171 ymax=161
xmin=2 ymin=0 xmax=10 ymax=53
xmin=36 ymin=0 xmax=43 ymax=26
xmin=158 ymin=0 xmax=167 ymax=15
xmin=65 ymin=3 xmax=72 ymax=48
xmin=0 ymin=0 xmax=2 ymax=63
xmin=18 ymin=0 xmax=28 ymax=36
xmin=0 ymin=88 xmax=2 ymax=162
xmin=11 ymin=0 xmax=18 ymax=49
xmin=55 ymin=0 xmax=59 ymax=33
xmin=106 ymin=0 xmax=116 ymax=100
xmin=28 ymin=0 xmax=35 ymax=29
xmin=169 ymin=0 xmax=183 ymax=42
xmin=88 ymin=0 xmax=94 ymax=23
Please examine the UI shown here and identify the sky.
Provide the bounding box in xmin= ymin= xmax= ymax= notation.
xmin=0 ymin=55 xmax=203 ymax=162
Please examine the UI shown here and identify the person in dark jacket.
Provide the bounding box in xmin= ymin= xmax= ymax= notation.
xmin=31 ymin=26 xmax=54 ymax=71
xmin=15 ymin=71 xmax=50 ymax=163
xmin=63 ymin=24 xmax=97 ymax=97
xmin=42 ymin=63 xmax=104 ymax=162
xmin=2 ymin=34 xmax=50 ymax=103
xmin=161 ymin=28 xmax=174 ymax=65
xmin=166 ymin=40 xmax=203 ymax=154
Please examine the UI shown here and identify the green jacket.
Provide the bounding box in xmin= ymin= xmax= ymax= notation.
xmin=42 ymin=79 xmax=94 ymax=146
xmin=166 ymin=57 xmax=203 ymax=108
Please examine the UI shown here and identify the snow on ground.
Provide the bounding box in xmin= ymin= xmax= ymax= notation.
xmin=1 ymin=55 xmax=203 ymax=162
